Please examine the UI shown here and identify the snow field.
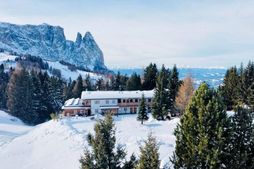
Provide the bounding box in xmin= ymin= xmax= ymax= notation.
xmin=0 ymin=111 xmax=179 ymax=169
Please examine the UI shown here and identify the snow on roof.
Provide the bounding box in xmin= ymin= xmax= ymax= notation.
xmin=64 ymin=98 xmax=83 ymax=107
xmin=81 ymin=90 xmax=154 ymax=100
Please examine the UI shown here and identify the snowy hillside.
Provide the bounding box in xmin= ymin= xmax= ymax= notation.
xmin=0 ymin=52 xmax=104 ymax=81
xmin=0 ymin=111 xmax=32 ymax=147
xmin=0 ymin=111 xmax=179 ymax=169
xmin=0 ymin=22 xmax=106 ymax=71
xmin=47 ymin=61 xmax=104 ymax=81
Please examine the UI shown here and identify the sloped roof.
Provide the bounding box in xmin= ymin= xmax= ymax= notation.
xmin=64 ymin=98 xmax=83 ymax=107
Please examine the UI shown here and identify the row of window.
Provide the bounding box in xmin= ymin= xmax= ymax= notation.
xmin=93 ymin=106 xmax=152 ymax=114
xmin=118 ymin=98 xmax=152 ymax=103
xmin=93 ymin=98 xmax=152 ymax=105
xmin=94 ymin=100 xmax=116 ymax=104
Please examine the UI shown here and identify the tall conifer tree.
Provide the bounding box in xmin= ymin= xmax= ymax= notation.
xmin=220 ymin=66 xmax=239 ymax=110
xmin=142 ymin=63 xmax=158 ymax=90
xmin=168 ymin=65 xmax=181 ymax=116
xmin=72 ymin=74 xmax=83 ymax=98
xmin=136 ymin=134 xmax=160 ymax=169
xmin=224 ymin=106 xmax=254 ymax=169
xmin=152 ymin=65 xmax=170 ymax=120
xmin=126 ymin=73 xmax=142 ymax=91
xmin=7 ymin=66 xmax=35 ymax=124
xmin=80 ymin=114 xmax=127 ymax=169
xmin=0 ymin=64 xmax=8 ymax=108
xmin=137 ymin=94 xmax=148 ymax=124
xmin=172 ymin=83 xmax=229 ymax=168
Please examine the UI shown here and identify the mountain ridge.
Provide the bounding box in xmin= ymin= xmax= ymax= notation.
xmin=0 ymin=22 xmax=107 ymax=71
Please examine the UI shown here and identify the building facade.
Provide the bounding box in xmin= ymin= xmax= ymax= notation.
xmin=62 ymin=90 xmax=154 ymax=116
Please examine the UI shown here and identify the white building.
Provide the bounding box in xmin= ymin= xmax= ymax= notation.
xmin=62 ymin=90 xmax=154 ymax=116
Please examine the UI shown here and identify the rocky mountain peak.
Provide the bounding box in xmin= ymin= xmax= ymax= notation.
xmin=75 ymin=32 xmax=82 ymax=46
xmin=0 ymin=22 xmax=107 ymax=71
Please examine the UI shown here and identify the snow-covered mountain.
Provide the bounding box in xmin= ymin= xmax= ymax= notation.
xmin=0 ymin=22 xmax=106 ymax=71
xmin=0 ymin=110 xmax=179 ymax=169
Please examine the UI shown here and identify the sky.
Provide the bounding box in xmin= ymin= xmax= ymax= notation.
xmin=0 ymin=0 xmax=254 ymax=68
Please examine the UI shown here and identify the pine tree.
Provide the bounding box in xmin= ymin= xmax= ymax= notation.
xmin=219 ymin=66 xmax=239 ymax=110
xmin=237 ymin=63 xmax=245 ymax=105
xmin=80 ymin=149 xmax=96 ymax=169
xmin=248 ymin=82 xmax=254 ymax=111
xmin=22 ymin=68 xmax=36 ymax=124
xmin=7 ymin=66 xmax=35 ymax=124
xmin=105 ymin=80 xmax=111 ymax=91
xmin=122 ymin=154 xmax=137 ymax=169
xmin=172 ymin=83 xmax=229 ymax=168
xmin=38 ymin=71 xmax=53 ymax=121
xmin=224 ymin=106 xmax=254 ymax=169
xmin=63 ymin=78 xmax=73 ymax=100
xmin=168 ymin=65 xmax=181 ymax=116
xmin=152 ymin=65 xmax=170 ymax=120
xmin=84 ymin=75 xmax=93 ymax=91
xmin=0 ymin=64 xmax=9 ymax=108
xmin=120 ymin=74 xmax=128 ymax=91
xmin=29 ymin=70 xmax=43 ymax=124
xmin=48 ymin=76 xmax=64 ymax=113
xmin=126 ymin=73 xmax=142 ymax=91
xmin=142 ymin=63 xmax=158 ymax=90
xmin=137 ymin=94 xmax=149 ymax=124
xmin=96 ymin=78 xmax=105 ymax=90
xmin=175 ymin=75 xmax=194 ymax=115
xmin=80 ymin=114 xmax=127 ymax=169
xmin=240 ymin=61 xmax=254 ymax=105
xmin=110 ymin=75 xmax=116 ymax=90
xmin=136 ymin=134 xmax=160 ymax=169
xmin=113 ymin=71 xmax=121 ymax=90
xmin=72 ymin=74 xmax=83 ymax=98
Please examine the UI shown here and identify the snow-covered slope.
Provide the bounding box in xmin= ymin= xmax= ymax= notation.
xmin=0 ymin=52 xmax=104 ymax=80
xmin=0 ymin=22 xmax=106 ymax=71
xmin=0 ymin=111 xmax=32 ymax=146
xmin=0 ymin=113 xmax=179 ymax=169
xmin=47 ymin=61 xmax=103 ymax=81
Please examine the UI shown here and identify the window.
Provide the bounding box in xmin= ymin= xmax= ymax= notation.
xmin=134 ymin=107 xmax=137 ymax=113
xmin=135 ymin=99 xmax=138 ymax=102
xmin=147 ymin=106 xmax=151 ymax=112
xmin=95 ymin=100 xmax=100 ymax=104
xmin=148 ymin=98 xmax=152 ymax=102
xmin=112 ymin=100 xmax=116 ymax=104
xmin=123 ymin=99 xmax=126 ymax=103
xmin=118 ymin=99 xmax=121 ymax=103
xmin=130 ymin=99 xmax=133 ymax=103
xmin=106 ymin=100 xmax=109 ymax=104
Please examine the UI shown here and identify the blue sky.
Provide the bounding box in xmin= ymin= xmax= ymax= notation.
xmin=0 ymin=0 xmax=254 ymax=68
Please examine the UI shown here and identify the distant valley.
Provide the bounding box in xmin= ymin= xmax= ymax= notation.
xmin=113 ymin=68 xmax=226 ymax=88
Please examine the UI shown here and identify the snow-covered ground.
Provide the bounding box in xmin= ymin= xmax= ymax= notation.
xmin=47 ymin=61 xmax=103 ymax=81
xmin=0 ymin=53 xmax=16 ymax=62
xmin=0 ymin=111 xmax=179 ymax=169
xmin=0 ymin=52 xmax=104 ymax=81
xmin=0 ymin=111 xmax=32 ymax=147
